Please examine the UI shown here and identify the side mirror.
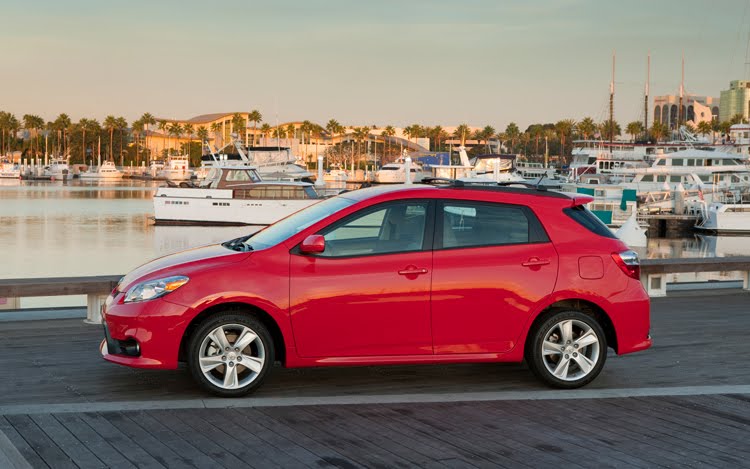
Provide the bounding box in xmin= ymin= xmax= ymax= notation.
xmin=300 ymin=234 xmax=325 ymax=254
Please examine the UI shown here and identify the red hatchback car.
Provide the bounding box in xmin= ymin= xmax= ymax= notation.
xmin=101 ymin=182 xmax=651 ymax=396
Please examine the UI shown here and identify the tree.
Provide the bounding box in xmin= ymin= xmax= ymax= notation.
xmin=140 ymin=113 xmax=156 ymax=161
xmin=115 ymin=117 xmax=128 ymax=165
xmin=381 ymin=125 xmax=396 ymax=158
xmin=453 ymin=124 xmax=470 ymax=146
xmin=51 ymin=113 xmax=72 ymax=156
xmin=504 ymin=123 xmax=520 ymax=152
xmin=158 ymin=120 xmax=169 ymax=153
xmin=210 ymin=122 xmax=222 ymax=148
xmin=625 ymin=121 xmax=644 ymax=142
xmin=168 ymin=122 xmax=183 ymax=155
xmin=247 ymin=110 xmax=262 ymax=145
xmin=577 ymin=117 xmax=596 ymax=140
xmin=696 ymin=121 xmax=713 ymax=140
xmin=131 ymin=118 xmax=143 ymax=165
xmin=197 ymin=126 xmax=209 ymax=143
xmin=555 ymin=119 xmax=576 ymax=163
xmin=182 ymin=123 xmax=194 ymax=160
xmin=103 ymin=115 xmax=118 ymax=161
xmin=260 ymin=123 xmax=272 ymax=145
xmin=729 ymin=113 xmax=748 ymax=125
xmin=600 ymin=119 xmax=621 ymax=141
xmin=650 ymin=121 xmax=668 ymax=142
xmin=526 ymin=124 xmax=544 ymax=155
xmin=286 ymin=123 xmax=296 ymax=147
xmin=231 ymin=113 xmax=246 ymax=144
xmin=23 ymin=114 xmax=44 ymax=157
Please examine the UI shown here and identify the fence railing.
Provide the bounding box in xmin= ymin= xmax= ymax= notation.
xmin=1 ymin=258 xmax=749 ymax=322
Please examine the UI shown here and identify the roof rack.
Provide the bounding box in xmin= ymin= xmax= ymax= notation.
xmin=418 ymin=176 xmax=569 ymax=198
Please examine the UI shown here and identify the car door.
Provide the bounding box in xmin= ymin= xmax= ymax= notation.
xmin=430 ymin=200 xmax=558 ymax=354
xmin=290 ymin=200 xmax=434 ymax=358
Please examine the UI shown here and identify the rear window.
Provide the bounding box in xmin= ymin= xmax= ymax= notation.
xmin=563 ymin=205 xmax=617 ymax=238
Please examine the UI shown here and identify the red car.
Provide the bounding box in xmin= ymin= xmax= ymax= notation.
xmin=101 ymin=181 xmax=651 ymax=396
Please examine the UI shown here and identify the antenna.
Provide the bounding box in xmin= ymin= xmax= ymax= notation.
xmin=644 ymin=52 xmax=650 ymax=140
xmin=678 ymin=51 xmax=685 ymax=130
xmin=609 ymin=50 xmax=615 ymax=145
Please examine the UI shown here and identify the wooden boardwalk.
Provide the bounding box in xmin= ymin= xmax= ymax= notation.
xmin=1 ymin=290 xmax=749 ymax=467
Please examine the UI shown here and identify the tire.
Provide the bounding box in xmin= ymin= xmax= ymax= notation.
xmin=526 ymin=310 xmax=607 ymax=389
xmin=188 ymin=312 xmax=274 ymax=397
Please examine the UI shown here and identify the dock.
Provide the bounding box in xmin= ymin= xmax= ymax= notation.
xmin=1 ymin=290 xmax=749 ymax=467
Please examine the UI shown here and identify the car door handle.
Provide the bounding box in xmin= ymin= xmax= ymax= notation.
xmin=522 ymin=258 xmax=550 ymax=267
xmin=398 ymin=268 xmax=429 ymax=275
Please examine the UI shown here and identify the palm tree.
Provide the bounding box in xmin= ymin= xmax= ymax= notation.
xmin=182 ymin=123 xmax=194 ymax=160
xmin=140 ymin=113 xmax=156 ymax=161
xmin=158 ymin=120 xmax=169 ymax=154
xmin=210 ymin=122 xmax=221 ymax=148
xmin=555 ymin=119 xmax=576 ymax=164
xmin=248 ymin=110 xmax=262 ymax=145
xmin=625 ymin=121 xmax=644 ymax=142
xmin=504 ymin=123 xmax=520 ymax=152
xmin=650 ymin=121 xmax=668 ymax=143
xmin=260 ymin=123 xmax=272 ymax=145
xmin=381 ymin=125 xmax=396 ymax=158
xmin=696 ymin=121 xmax=713 ymax=141
xmin=286 ymin=123 xmax=296 ymax=147
xmin=115 ymin=117 xmax=128 ymax=165
xmin=51 ymin=113 xmax=72 ymax=156
xmin=729 ymin=113 xmax=748 ymax=125
xmin=23 ymin=114 xmax=44 ymax=157
xmin=576 ymin=117 xmax=596 ymax=140
xmin=197 ymin=125 xmax=209 ymax=143
xmin=103 ymin=115 xmax=118 ymax=161
xmin=600 ymin=119 xmax=621 ymax=141
xmin=131 ymin=118 xmax=143 ymax=165
xmin=168 ymin=123 xmax=183 ymax=155
xmin=231 ymin=113 xmax=246 ymax=143
xmin=453 ymin=124 xmax=470 ymax=146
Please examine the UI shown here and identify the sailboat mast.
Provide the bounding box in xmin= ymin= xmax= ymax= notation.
xmin=678 ymin=52 xmax=684 ymax=131
xmin=609 ymin=51 xmax=615 ymax=146
xmin=644 ymin=53 xmax=650 ymax=140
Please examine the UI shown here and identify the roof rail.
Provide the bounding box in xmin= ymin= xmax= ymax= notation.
xmin=420 ymin=177 xmax=464 ymax=186
xmin=422 ymin=176 xmax=551 ymax=192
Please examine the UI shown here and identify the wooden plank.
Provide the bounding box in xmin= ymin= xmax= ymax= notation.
xmin=54 ymin=413 xmax=136 ymax=469
xmin=30 ymin=414 xmax=106 ymax=469
xmin=76 ymin=413 xmax=166 ymax=469
xmin=4 ymin=414 xmax=77 ymax=469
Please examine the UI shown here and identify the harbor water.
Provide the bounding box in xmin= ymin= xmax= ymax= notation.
xmin=1 ymin=179 xmax=749 ymax=307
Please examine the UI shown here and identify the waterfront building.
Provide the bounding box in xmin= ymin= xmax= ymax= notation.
xmin=719 ymin=80 xmax=750 ymax=122
xmin=653 ymin=94 xmax=719 ymax=130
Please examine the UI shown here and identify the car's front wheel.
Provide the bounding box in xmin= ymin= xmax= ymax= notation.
xmin=526 ymin=310 xmax=607 ymax=389
xmin=188 ymin=313 xmax=274 ymax=397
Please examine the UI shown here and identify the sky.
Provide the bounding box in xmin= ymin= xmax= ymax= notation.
xmin=1 ymin=0 xmax=750 ymax=131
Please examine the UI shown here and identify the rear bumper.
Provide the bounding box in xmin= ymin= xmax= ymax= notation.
xmin=610 ymin=280 xmax=652 ymax=355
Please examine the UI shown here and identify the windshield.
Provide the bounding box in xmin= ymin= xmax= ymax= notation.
xmin=244 ymin=196 xmax=357 ymax=250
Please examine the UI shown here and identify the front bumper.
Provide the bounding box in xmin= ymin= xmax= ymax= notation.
xmin=100 ymin=294 xmax=192 ymax=369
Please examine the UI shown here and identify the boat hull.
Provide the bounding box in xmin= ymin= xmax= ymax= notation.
xmin=153 ymin=188 xmax=322 ymax=225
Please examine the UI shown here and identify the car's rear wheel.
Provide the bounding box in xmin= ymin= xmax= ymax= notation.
xmin=188 ymin=313 xmax=273 ymax=397
xmin=526 ymin=310 xmax=607 ymax=389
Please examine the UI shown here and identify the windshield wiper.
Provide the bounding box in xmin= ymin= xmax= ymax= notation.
xmin=222 ymin=235 xmax=254 ymax=252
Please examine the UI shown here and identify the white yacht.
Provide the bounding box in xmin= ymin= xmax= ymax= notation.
xmin=516 ymin=160 xmax=556 ymax=180
xmin=80 ymin=160 xmax=123 ymax=180
xmin=0 ymin=159 xmax=20 ymax=179
xmin=695 ymin=190 xmax=750 ymax=233
xmin=199 ymin=141 xmax=314 ymax=182
xmin=43 ymin=157 xmax=71 ymax=181
xmin=375 ymin=156 xmax=426 ymax=183
xmin=430 ymin=147 xmax=525 ymax=184
xmin=608 ymin=148 xmax=750 ymax=192
xmin=157 ymin=154 xmax=192 ymax=181
xmin=153 ymin=164 xmax=325 ymax=226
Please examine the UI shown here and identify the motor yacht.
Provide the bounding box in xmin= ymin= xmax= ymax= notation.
xmin=80 ymin=159 xmax=123 ymax=180
xmin=153 ymin=164 xmax=325 ymax=226
xmin=0 ymin=159 xmax=20 ymax=179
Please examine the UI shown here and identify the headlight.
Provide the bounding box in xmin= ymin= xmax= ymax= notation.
xmin=124 ymin=275 xmax=189 ymax=303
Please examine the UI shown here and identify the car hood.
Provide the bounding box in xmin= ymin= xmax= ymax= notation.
xmin=118 ymin=244 xmax=249 ymax=292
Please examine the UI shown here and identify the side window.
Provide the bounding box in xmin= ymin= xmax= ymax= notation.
xmin=317 ymin=202 xmax=428 ymax=257
xmin=440 ymin=201 xmax=541 ymax=249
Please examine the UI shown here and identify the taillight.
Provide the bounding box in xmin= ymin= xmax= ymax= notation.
xmin=612 ymin=250 xmax=640 ymax=280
